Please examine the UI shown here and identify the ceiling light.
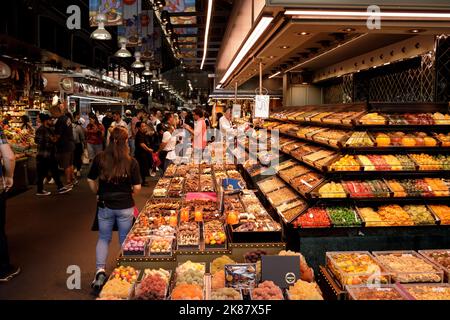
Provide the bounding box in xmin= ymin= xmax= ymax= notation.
xmin=131 ymin=52 xmax=144 ymax=69
xmin=298 ymin=32 xmax=310 ymax=35
xmin=342 ymin=28 xmax=355 ymax=32
xmin=409 ymin=29 xmax=426 ymax=33
xmin=142 ymin=62 xmax=152 ymax=76
xmin=268 ymin=71 xmax=281 ymax=79
xmin=280 ymin=45 xmax=290 ymax=49
xmin=115 ymin=37 xmax=131 ymax=58
xmin=285 ymin=10 xmax=450 ymax=20
xmin=201 ymin=0 xmax=213 ymax=70
xmin=160 ymin=10 xmax=170 ymax=24
xmin=91 ymin=13 xmax=111 ymax=40
xmin=155 ymin=0 xmax=166 ymax=9
xmin=219 ymin=16 xmax=274 ymax=85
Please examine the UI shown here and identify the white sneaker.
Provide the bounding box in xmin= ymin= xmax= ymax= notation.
xmin=48 ymin=178 xmax=55 ymax=185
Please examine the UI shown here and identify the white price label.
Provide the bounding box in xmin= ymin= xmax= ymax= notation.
xmin=254 ymin=95 xmax=270 ymax=119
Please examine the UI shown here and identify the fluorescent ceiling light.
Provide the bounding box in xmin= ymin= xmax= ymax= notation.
xmin=286 ymin=34 xmax=369 ymax=72
xmin=201 ymin=0 xmax=213 ymax=70
xmin=219 ymin=16 xmax=273 ymax=86
xmin=268 ymin=71 xmax=281 ymax=79
xmin=285 ymin=10 xmax=450 ymax=20
xmin=216 ymin=84 xmax=222 ymax=90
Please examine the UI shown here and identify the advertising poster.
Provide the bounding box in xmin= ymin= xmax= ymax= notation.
xmin=89 ymin=0 xmax=123 ymax=26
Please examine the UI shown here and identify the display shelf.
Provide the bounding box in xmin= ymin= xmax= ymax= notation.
xmin=316 ymin=266 xmax=347 ymax=300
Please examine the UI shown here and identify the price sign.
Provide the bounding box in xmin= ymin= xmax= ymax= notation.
xmin=232 ymin=104 xmax=241 ymax=119
xmin=261 ymin=256 xmax=300 ymax=288
xmin=254 ymin=95 xmax=270 ymax=119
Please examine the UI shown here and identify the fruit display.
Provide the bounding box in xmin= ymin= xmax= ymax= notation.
xmin=175 ymin=261 xmax=205 ymax=287
xmin=177 ymin=222 xmax=200 ymax=248
xmin=171 ymin=284 xmax=203 ymax=300
xmin=251 ymin=281 xmax=284 ymax=300
xmin=274 ymin=160 xmax=298 ymax=172
xmin=311 ymin=112 xmax=334 ymax=122
xmin=292 ymin=207 xmax=331 ymax=228
xmin=346 ymin=285 xmax=407 ymax=300
xmin=184 ymin=174 xmax=200 ymax=192
xmin=342 ymin=180 xmax=391 ymax=198
xmin=211 ymin=256 xmax=236 ymax=274
xmin=435 ymin=154 xmax=450 ymax=170
xmin=327 ymin=207 xmax=362 ymax=227
xmin=386 ymin=180 xmax=407 ymax=197
xmin=165 ymin=164 xmax=177 ymax=177
xmin=296 ymin=126 xmax=326 ymax=138
xmin=211 ymin=270 xmax=225 ymax=289
xmin=429 ymin=205 xmax=450 ymax=224
xmin=433 ymin=112 xmax=450 ymax=125
xmin=329 ymin=155 xmax=360 ymax=171
xmin=290 ymin=144 xmax=321 ymax=159
xmin=373 ymin=131 xmax=437 ymax=147
xmin=134 ymin=274 xmax=167 ymax=300
xmin=99 ymin=278 xmax=133 ymax=300
xmin=122 ymin=236 xmax=147 ymax=256
xmin=287 ymin=280 xmax=323 ymax=300
xmin=345 ymin=132 xmax=374 ymax=147
xmin=419 ymin=250 xmax=450 ymax=274
xmin=303 ymin=150 xmax=336 ymax=165
xmin=316 ymin=182 xmax=347 ymax=198
xmin=204 ymin=221 xmax=226 ymax=248
xmin=326 ymin=252 xmax=389 ymax=287
xmin=278 ymin=164 xmax=310 ymax=182
xmin=153 ymin=178 xmax=171 ymax=197
xmin=257 ymin=176 xmax=286 ymax=194
xmin=402 ymin=284 xmax=450 ymax=300
xmin=359 ymin=113 xmax=386 ymax=125
xmin=211 ymin=288 xmax=242 ymax=300
xmin=373 ymin=251 xmax=443 ymax=283
xmin=312 ymin=129 xmax=348 ymax=146
xmin=357 ymin=205 xmax=415 ymax=227
xmin=233 ymin=219 xmax=281 ymax=232
xmin=403 ymin=205 xmax=436 ymax=225
xmin=149 ymin=237 xmax=172 ymax=255
xmin=291 ymin=172 xmax=323 ymax=194
xmin=435 ymin=133 xmax=450 ymax=146
xmin=111 ymin=266 xmax=139 ymax=284
xmin=265 ymin=187 xmax=299 ymax=206
xmin=323 ymin=111 xmax=364 ymax=125
xmin=409 ymin=153 xmax=442 ymax=170
xmin=143 ymin=268 xmax=171 ymax=284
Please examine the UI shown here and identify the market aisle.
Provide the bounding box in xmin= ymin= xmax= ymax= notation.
xmin=0 ymin=174 xmax=155 ymax=300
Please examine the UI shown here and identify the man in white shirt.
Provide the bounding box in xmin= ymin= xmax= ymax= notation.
xmin=107 ymin=111 xmax=128 ymax=143
xmin=219 ymin=107 xmax=235 ymax=141
xmin=158 ymin=113 xmax=178 ymax=172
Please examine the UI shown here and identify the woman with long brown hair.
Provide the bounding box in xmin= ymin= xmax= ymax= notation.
xmin=87 ymin=126 xmax=141 ymax=291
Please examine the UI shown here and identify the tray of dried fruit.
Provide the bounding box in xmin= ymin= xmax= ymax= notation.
xmin=418 ymin=250 xmax=450 ymax=283
xmin=341 ymin=180 xmax=392 ymax=199
xmin=148 ymin=236 xmax=174 ymax=256
xmin=324 ymin=206 xmax=363 ymax=228
xmin=302 ymin=150 xmax=338 ymax=171
xmin=203 ymin=220 xmax=227 ymax=250
xmin=385 ymin=178 xmax=450 ymax=199
xmin=372 ymin=250 xmax=444 ymax=284
xmin=356 ymin=205 xmax=415 ymax=227
xmin=98 ymin=266 xmax=140 ymax=300
xmin=152 ymin=178 xmax=171 ymax=198
xmin=408 ymin=153 xmax=450 ymax=171
xmin=183 ymin=173 xmax=200 ymax=193
xmin=277 ymin=163 xmax=311 ymax=184
xmin=325 ymin=251 xmax=391 ymax=290
xmin=397 ymin=283 xmax=450 ymax=300
xmin=290 ymin=172 xmax=325 ymax=198
xmin=427 ymin=205 xmax=450 ymax=225
xmin=346 ymin=284 xmax=409 ymax=300
xmin=257 ymin=176 xmax=287 ymax=195
xmin=356 ymin=154 xmax=417 ymax=172
xmin=434 ymin=133 xmax=450 ymax=147
xmin=177 ymin=221 xmax=201 ymax=251
xmin=310 ymin=181 xmax=348 ymax=199
xmin=170 ymin=261 xmax=206 ymax=300
xmin=370 ymin=131 xmax=441 ymax=149
xmin=322 ymin=111 xmax=366 ymax=126
xmin=310 ymin=128 xmax=350 ymax=148
xmin=167 ymin=177 xmax=185 ymax=197
xmin=275 ymin=198 xmax=308 ymax=224
xmin=249 ymin=281 xmax=285 ymax=300
xmin=291 ymin=206 xmax=332 ymax=229
xmin=228 ymin=216 xmax=282 ymax=243
xmin=344 ymin=132 xmax=375 ymax=148
xmin=328 ymin=155 xmax=362 ymax=172
xmin=164 ymin=164 xmax=177 ymax=178
xmin=184 ymin=197 xmax=222 ymax=222
xmin=280 ymin=141 xmax=305 ymax=154
xmin=132 ymin=269 xmax=172 ymax=300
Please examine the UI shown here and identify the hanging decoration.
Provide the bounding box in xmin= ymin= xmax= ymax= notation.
xmin=140 ymin=10 xmax=154 ymax=61
xmin=89 ymin=0 xmax=123 ymax=27
xmin=118 ymin=0 xmax=142 ymax=47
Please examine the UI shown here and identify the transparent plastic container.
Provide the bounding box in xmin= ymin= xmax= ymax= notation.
xmin=346 ymin=284 xmax=409 ymax=300
xmin=399 ymin=283 xmax=450 ymax=300
xmin=372 ymin=251 xmax=444 ymax=284
xmin=418 ymin=249 xmax=450 ymax=283
xmin=326 ymin=251 xmax=391 ymax=289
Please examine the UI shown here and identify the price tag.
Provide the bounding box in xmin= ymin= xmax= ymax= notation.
xmin=232 ymin=104 xmax=241 ymax=119
xmin=432 ymin=287 xmax=445 ymax=293
xmin=254 ymin=95 xmax=270 ymax=119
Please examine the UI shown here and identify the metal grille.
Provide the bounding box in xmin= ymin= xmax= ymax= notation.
xmin=323 ymin=82 xmax=343 ymax=104
xmin=435 ymin=35 xmax=450 ymax=103
xmin=342 ymin=74 xmax=353 ymax=103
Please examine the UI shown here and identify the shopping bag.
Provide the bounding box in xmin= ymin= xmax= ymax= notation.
xmin=152 ymin=152 xmax=162 ymax=168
